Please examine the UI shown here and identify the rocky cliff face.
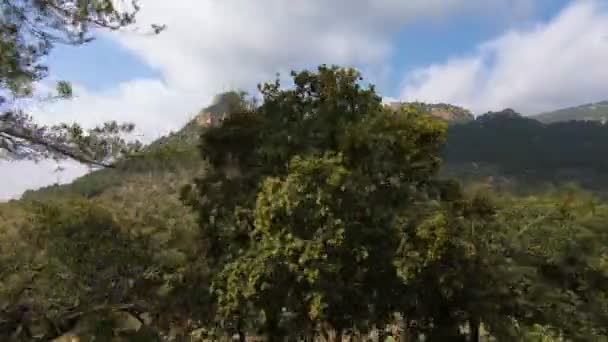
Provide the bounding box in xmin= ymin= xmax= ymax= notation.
xmin=194 ymin=91 xmax=246 ymax=128
xmin=196 ymin=96 xmax=476 ymax=127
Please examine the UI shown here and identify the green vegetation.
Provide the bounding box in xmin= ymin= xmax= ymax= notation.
xmin=444 ymin=109 xmax=608 ymax=194
xmin=389 ymin=102 xmax=474 ymax=123
xmin=3 ymin=66 xmax=608 ymax=341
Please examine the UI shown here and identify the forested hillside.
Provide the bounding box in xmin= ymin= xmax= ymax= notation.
xmin=443 ymin=109 xmax=608 ymax=194
xmin=22 ymin=103 xmax=608 ymax=202
xmin=3 ymin=66 xmax=608 ymax=341
xmin=534 ymin=100 xmax=608 ymax=124
xmin=387 ymin=102 xmax=474 ymax=123
xmin=18 ymin=91 xmax=250 ymax=201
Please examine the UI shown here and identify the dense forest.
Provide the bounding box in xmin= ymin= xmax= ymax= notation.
xmin=443 ymin=109 xmax=608 ymax=194
xmin=3 ymin=65 xmax=608 ymax=341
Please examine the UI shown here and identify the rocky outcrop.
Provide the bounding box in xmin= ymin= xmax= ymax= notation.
xmin=388 ymin=102 xmax=474 ymax=123
xmin=194 ymin=91 xmax=245 ymax=128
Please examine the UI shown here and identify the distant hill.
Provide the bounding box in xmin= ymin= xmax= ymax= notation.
xmin=18 ymin=97 xmax=608 ymax=201
xmin=387 ymin=102 xmax=474 ymax=123
xmin=443 ymin=108 xmax=608 ymax=195
xmin=533 ymin=100 xmax=608 ymax=124
xmin=21 ymin=95 xmax=473 ymax=199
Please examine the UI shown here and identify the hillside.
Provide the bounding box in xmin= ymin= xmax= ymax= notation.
xmin=387 ymin=101 xmax=474 ymax=123
xmin=20 ymin=96 xmax=471 ymax=201
xmin=443 ymin=108 xmax=608 ymax=195
xmin=20 ymin=98 xmax=608 ymax=202
xmin=533 ymin=100 xmax=608 ymax=123
xmin=18 ymin=92 xmax=241 ymax=201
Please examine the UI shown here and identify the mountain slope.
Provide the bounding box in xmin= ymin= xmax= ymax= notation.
xmin=443 ymin=108 xmax=608 ymax=195
xmin=21 ymin=95 xmax=473 ymax=201
xmin=18 ymin=93 xmax=244 ymax=201
xmin=533 ymin=100 xmax=608 ymax=123
xmin=19 ymin=97 xmax=608 ymax=201
xmin=387 ymin=102 xmax=474 ymax=123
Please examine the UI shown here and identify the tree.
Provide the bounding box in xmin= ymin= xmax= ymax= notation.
xmin=0 ymin=197 xmax=165 ymax=340
xmin=183 ymin=65 xmax=467 ymax=340
xmin=0 ymin=0 xmax=164 ymax=167
xmin=496 ymin=188 xmax=608 ymax=340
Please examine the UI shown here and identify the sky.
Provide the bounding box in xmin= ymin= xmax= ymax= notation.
xmin=2 ymin=0 xmax=608 ymax=201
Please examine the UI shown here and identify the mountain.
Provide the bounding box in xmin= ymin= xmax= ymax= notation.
xmin=18 ymin=97 xmax=608 ymax=202
xmin=387 ymin=101 xmax=474 ymax=123
xmin=442 ymin=108 xmax=608 ymax=195
xmin=533 ymin=100 xmax=608 ymax=124
xmin=18 ymin=92 xmax=240 ymax=201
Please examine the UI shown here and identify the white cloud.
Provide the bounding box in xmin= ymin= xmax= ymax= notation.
xmin=0 ymin=79 xmax=206 ymax=201
xmin=110 ymin=0 xmax=545 ymax=94
xmin=30 ymin=79 xmax=201 ymax=139
xmin=1 ymin=0 xmax=547 ymax=200
xmin=0 ymin=160 xmax=89 ymax=201
xmin=400 ymin=0 xmax=608 ymax=115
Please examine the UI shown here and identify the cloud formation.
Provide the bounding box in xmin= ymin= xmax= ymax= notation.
xmin=400 ymin=0 xmax=608 ymax=115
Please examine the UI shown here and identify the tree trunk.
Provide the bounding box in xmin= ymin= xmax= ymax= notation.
xmin=238 ymin=329 xmax=246 ymax=342
xmin=319 ymin=322 xmax=331 ymax=342
xmin=377 ymin=325 xmax=386 ymax=342
xmin=236 ymin=316 xmax=246 ymax=342
xmin=334 ymin=329 xmax=342 ymax=342
xmin=469 ymin=317 xmax=480 ymax=342
xmin=265 ymin=315 xmax=281 ymax=342
xmin=400 ymin=322 xmax=418 ymax=342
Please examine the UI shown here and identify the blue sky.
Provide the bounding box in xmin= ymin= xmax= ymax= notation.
xmin=3 ymin=0 xmax=608 ymax=200
xmin=46 ymin=38 xmax=161 ymax=92
xmin=386 ymin=0 xmax=571 ymax=96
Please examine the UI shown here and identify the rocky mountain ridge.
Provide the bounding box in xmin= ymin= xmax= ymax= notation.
xmin=387 ymin=101 xmax=475 ymax=123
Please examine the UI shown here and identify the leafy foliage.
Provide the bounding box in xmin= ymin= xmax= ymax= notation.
xmin=0 ymin=198 xmax=161 ymax=340
xmin=4 ymin=65 xmax=608 ymax=341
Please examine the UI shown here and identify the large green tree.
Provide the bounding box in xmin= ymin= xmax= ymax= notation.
xmin=182 ymin=65 xmax=482 ymax=340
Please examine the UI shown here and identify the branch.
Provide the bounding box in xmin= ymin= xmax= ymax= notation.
xmin=39 ymin=0 xmax=164 ymax=39
xmin=2 ymin=0 xmax=164 ymax=49
xmin=61 ymin=303 xmax=149 ymax=322
xmin=42 ymin=303 xmax=151 ymax=340
xmin=0 ymin=125 xmax=118 ymax=168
